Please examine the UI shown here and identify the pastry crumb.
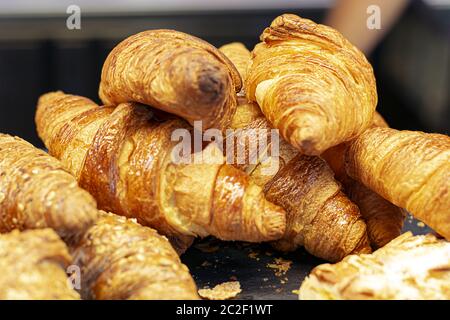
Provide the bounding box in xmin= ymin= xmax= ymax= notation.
xmin=198 ymin=281 xmax=241 ymax=300
xmin=417 ymin=221 xmax=425 ymax=228
xmin=248 ymin=251 xmax=260 ymax=260
xmin=267 ymin=258 xmax=292 ymax=276
xmin=201 ymin=260 xmax=212 ymax=267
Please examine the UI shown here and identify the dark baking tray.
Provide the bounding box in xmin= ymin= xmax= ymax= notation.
xmin=182 ymin=215 xmax=433 ymax=300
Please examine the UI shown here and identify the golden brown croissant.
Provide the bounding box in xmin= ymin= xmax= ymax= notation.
xmin=264 ymin=154 xmax=371 ymax=261
xmin=99 ymin=30 xmax=241 ymax=130
xmin=219 ymin=44 xmax=370 ymax=261
xmin=36 ymin=91 xmax=286 ymax=244
xmin=345 ymin=127 xmax=450 ymax=241
xmin=227 ymin=99 xmax=370 ymax=261
xmin=0 ymin=229 xmax=80 ymax=300
xmin=0 ymin=133 xmax=98 ymax=241
xmin=71 ymin=212 xmax=199 ymax=300
xmin=246 ymin=14 xmax=377 ymax=155
xmin=322 ymin=113 xmax=405 ymax=249
xmin=299 ymin=232 xmax=450 ymax=300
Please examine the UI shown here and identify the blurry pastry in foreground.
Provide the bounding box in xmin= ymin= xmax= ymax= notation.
xmin=0 ymin=229 xmax=79 ymax=300
xmin=299 ymin=232 xmax=450 ymax=300
xmin=71 ymin=213 xmax=199 ymax=300
xmin=0 ymin=133 xmax=98 ymax=242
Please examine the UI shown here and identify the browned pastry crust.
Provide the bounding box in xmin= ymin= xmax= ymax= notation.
xmin=264 ymin=154 xmax=371 ymax=261
xmin=0 ymin=229 xmax=80 ymax=300
xmin=344 ymin=182 xmax=406 ymax=249
xmin=99 ymin=29 xmax=241 ymax=130
xmin=36 ymin=91 xmax=286 ymax=244
xmin=322 ymin=113 xmax=390 ymax=181
xmin=227 ymin=99 xmax=370 ymax=261
xmin=345 ymin=127 xmax=450 ymax=241
xmin=299 ymin=232 xmax=450 ymax=300
xmin=226 ymin=97 xmax=296 ymax=187
xmin=321 ymin=113 xmax=406 ymax=249
xmin=0 ymin=133 xmax=98 ymax=241
xmin=219 ymin=42 xmax=251 ymax=94
xmin=220 ymin=43 xmax=297 ymax=185
xmin=220 ymin=43 xmax=370 ymax=261
xmin=71 ymin=212 xmax=199 ymax=300
xmin=246 ymin=14 xmax=377 ymax=155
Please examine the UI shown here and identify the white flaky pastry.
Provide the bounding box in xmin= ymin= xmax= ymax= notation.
xmin=299 ymin=232 xmax=450 ymax=300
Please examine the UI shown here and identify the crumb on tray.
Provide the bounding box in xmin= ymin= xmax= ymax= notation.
xmin=201 ymin=260 xmax=212 ymax=267
xmin=248 ymin=251 xmax=260 ymax=260
xmin=198 ymin=281 xmax=242 ymax=300
xmin=267 ymin=257 xmax=292 ymax=277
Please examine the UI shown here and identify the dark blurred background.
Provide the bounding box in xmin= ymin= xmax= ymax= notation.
xmin=0 ymin=0 xmax=448 ymax=147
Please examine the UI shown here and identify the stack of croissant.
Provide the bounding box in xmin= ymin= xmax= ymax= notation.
xmin=0 ymin=13 xmax=448 ymax=300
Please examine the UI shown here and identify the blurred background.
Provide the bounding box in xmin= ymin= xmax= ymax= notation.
xmin=0 ymin=0 xmax=448 ymax=147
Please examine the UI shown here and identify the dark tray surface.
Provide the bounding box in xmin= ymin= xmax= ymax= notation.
xmin=182 ymin=215 xmax=433 ymax=300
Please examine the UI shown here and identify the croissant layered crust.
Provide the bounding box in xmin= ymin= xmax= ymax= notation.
xmin=345 ymin=181 xmax=406 ymax=249
xmin=36 ymin=91 xmax=286 ymax=244
xmin=71 ymin=213 xmax=199 ymax=300
xmin=322 ymin=113 xmax=406 ymax=249
xmin=0 ymin=229 xmax=80 ymax=300
xmin=345 ymin=127 xmax=450 ymax=240
xmin=246 ymin=14 xmax=377 ymax=155
xmin=264 ymin=154 xmax=371 ymax=261
xmin=0 ymin=133 xmax=98 ymax=240
xmin=99 ymin=29 xmax=242 ymax=130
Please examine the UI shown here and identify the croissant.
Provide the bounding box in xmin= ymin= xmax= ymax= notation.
xmin=0 ymin=133 xmax=98 ymax=241
xmin=299 ymin=232 xmax=450 ymax=300
xmin=322 ymin=113 xmax=406 ymax=249
xmin=227 ymin=99 xmax=370 ymax=262
xmin=99 ymin=30 xmax=241 ymax=130
xmin=0 ymin=229 xmax=80 ymax=300
xmin=345 ymin=127 xmax=450 ymax=240
xmin=36 ymin=91 xmax=286 ymax=245
xmin=220 ymin=43 xmax=370 ymax=261
xmin=71 ymin=212 xmax=199 ymax=300
xmin=246 ymin=14 xmax=377 ymax=155
xmin=264 ymin=154 xmax=371 ymax=261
